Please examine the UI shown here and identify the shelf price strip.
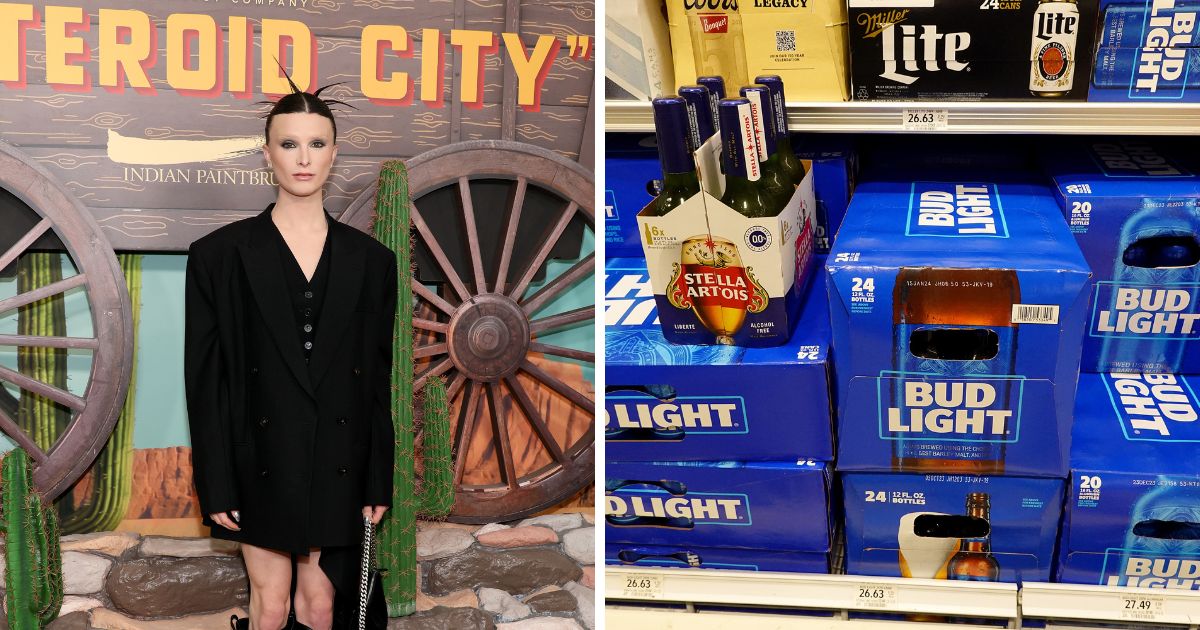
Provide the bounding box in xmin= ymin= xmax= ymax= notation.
xmin=854 ymin=583 xmax=898 ymax=610
xmin=902 ymin=108 xmax=949 ymax=131
xmin=621 ymin=573 xmax=664 ymax=600
xmin=1119 ymin=593 xmax=1166 ymax=622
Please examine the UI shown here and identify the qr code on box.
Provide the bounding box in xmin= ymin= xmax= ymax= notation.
xmin=776 ymin=30 xmax=796 ymax=52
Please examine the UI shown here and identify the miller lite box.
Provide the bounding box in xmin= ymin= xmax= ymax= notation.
xmin=665 ymin=0 xmax=850 ymax=101
xmin=843 ymin=473 xmax=1064 ymax=583
xmin=828 ymin=173 xmax=1092 ymax=477
xmin=1057 ymin=372 xmax=1200 ymax=589
xmin=1045 ymin=140 xmax=1200 ymax=374
xmin=605 ymin=459 xmax=833 ymax=556
xmin=606 ymin=543 xmax=829 ymax=573
xmin=1090 ymin=0 xmax=1200 ymax=101
xmin=794 ymin=135 xmax=858 ymax=254
xmin=605 ymin=256 xmax=833 ymax=462
xmin=636 ymin=150 xmax=818 ymax=348
xmin=848 ymin=0 xmax=1099 ymax=101
xmin=607 ymin=134 xmax=661 ymax=258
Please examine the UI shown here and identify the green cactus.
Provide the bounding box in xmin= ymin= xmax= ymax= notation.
xmin=417 ymin=376 xmax=454 ymax=518
xmin=1 ymin=449 xmax=64 ymax=630
xmin=59 ymin=254 xmax=141 ymax=533
xmin=16 ymin=253 xmax=69 ymax=451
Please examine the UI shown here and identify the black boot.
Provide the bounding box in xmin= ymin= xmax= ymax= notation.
xmin=229 ymin=614 xmax=312 ymax=630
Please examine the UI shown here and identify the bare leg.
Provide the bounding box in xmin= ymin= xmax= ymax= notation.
xmin=241 ymin=543 xmax=293 ymax=630
xmin=295 ymin=548 xmax=335 ymax=630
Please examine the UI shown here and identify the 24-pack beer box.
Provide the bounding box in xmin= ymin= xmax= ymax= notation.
xmin=843 ymin=473 xmax=1064 ymax=582
xmin=605 ymin=256 xmax=834 ymax=462
xmin=1044 ymin=140 xmax=1200 ymax=374
xmin=847 ymin=0 xmax=1099 ymax=101
xmin=1091 ymin=0 xmax=1200 ymax=102
xmin=827 ymin=172 xmax=1092 ymax=477
xmin=1058 ymin=372 xmax=1200 ymax=589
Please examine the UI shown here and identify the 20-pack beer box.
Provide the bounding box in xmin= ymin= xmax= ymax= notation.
xmin=843 ymin=473 xmax=1064 ymax=582
xmin=1090 ymin=0 xmax=1200 ymax=102
xmin=1058 ymin=372 xmax=1200 ymax=589
xmin=605 ymin=459 xmax=833 ymax=559
xmin=605 ymin=256 xmax=834 ymax=462
xmin=847 ymin=0 xmax=1099 ymax=101
xmin=1044 ymin=140 xmax=1200 ymax=374
xmin=827 ymin=172 xmax=1092 ymax=477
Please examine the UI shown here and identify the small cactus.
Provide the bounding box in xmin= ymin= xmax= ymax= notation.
xmin=2 ymin=448 xmax=64 ymax=630
xmin=418 ymin=376 xmax=454 ymax=518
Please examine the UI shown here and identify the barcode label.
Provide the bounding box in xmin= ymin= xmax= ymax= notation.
xmin=1012 ymin=304 xmax=1060 ymax=324
xmin=776 ymin=30 xmax=797 ymax=52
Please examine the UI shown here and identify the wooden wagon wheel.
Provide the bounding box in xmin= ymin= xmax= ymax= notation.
xmin=0 ymin=141 xmax=133 ymax=500
xmin=341 ymin=140 xmax=594 ymax=523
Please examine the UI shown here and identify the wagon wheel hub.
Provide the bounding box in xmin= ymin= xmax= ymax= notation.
xmin=449 ymin=294 xmax=530 ymax=382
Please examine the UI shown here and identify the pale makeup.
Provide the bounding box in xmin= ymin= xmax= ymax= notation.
xmin=262 ymin=112 xmax=338 ymax=201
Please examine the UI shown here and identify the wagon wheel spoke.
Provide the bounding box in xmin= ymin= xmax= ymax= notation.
xmin=446 ymin=372 xmax=467 ymax=400
xmin=0 ymin=364 xmax=87 ymax=411
xmin=529 ymin=342 xmax=594 ymax=363
xmin=0 ymin=217 xmax=52 ymax=273
xmin=507 ymin=201 xmax=579 ymax=302
xmin=529 ymin=306 xmax=593 ymax=335
xmin=453 ymin=382 xmax=482 ymax=486
xmin=413 ymin=281 xmax=457 ymax=318
xmin=413 ymin=318 xmax=449 ymax=334
xmin=519 ymin=359 xmax=593 ymax=415
xmin=493 ymin=177 xmax=528 ymax=295
xmin=486 ymin=382 xmax=518 ymax=490
xmin=414 ymin=357 xmax=452 ymax=392
xmin=458 ymin=177 xmax=487 ymax=294
xmin=0 ymin=334 xmax=99 ymax=350
xmin=410 ymin=203 xmax=471 ymax=303
xmin=503 ymin=375 xmax=568 ymax=466
xmin=522 ymin=253 xmax=595 ymax=316
xmin=0 ymin=408 xmax=48 ymax=464
xmin=414 ymin=343 xmax=448 ymax=360
xmin=0 ymin=274 xmax=88 ymax=315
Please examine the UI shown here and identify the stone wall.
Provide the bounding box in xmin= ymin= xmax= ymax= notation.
xmin=0 ymin=515 xmax=594 ymax=630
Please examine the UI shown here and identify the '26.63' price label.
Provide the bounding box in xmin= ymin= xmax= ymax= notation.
xmin=1119 ymin=594 xmax=1165 ymax=621
xmin=902 ymin=108 xmax=949 ymax=131
xmin=855 ymin=583 xmax=898 ymax=610
xmin=621 ymin=574 xmax=663 ymax=600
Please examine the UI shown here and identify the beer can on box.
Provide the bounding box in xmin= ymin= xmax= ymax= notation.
xmin=636 ymin=166 xmax=817 ymax=347
xmin=1090 ymin=0 xmax=1200 ymax=101
xmin=842 ymin=472 xmax=1064 ymax=583
xmin=1058 ymin=372 xmax=1200 ymax=589
xmin=827 ymin=173 xmax=1092 ymax=477
xmin=665 ymin=0 xmax=850 ymax=102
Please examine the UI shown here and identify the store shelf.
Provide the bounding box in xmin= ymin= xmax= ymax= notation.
xmin=606 ymin=567 xmax=1200 ymax=628
xmin=605 ymin=100 xmax=1200 ymax=135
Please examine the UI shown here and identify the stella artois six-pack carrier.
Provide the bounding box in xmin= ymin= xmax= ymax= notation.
xmin=636 ymin=162 xmax=817 ymax=348
xmin=847 ymin=0 xmax=1099 ymax=100
xmin=665 ymin=0 xmax=851 ymax=101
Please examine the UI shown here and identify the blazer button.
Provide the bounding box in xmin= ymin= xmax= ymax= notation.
xmin=353 ymin=367 xmax=362 ymax=376
xmin=260 ymin=469 xmax=269 ymax=478
xmin=258 ymin=417 xmax=269 ymax=428
xmin=337 ymin=417 xmax=347 ymax=426
xmin=337 ymin=466 xmax=348 ymax=475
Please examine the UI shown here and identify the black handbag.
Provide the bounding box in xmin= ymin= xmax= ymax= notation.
xmin=357 ymin=515 xmax=389 ymax=630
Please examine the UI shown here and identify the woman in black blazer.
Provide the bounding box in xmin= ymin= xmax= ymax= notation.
xmin=185 ymin=84 xmax=397 ymax=630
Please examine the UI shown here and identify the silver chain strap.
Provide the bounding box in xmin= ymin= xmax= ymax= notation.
xmin=358 ymin=515 xmax=374 ymax=630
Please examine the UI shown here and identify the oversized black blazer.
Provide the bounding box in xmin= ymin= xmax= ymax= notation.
xmin=184 ymin=207 xmax=397 ymax=554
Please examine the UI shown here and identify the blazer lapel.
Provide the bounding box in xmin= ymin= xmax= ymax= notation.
xmin=238 ymin=210 xmax=317 ymax=399
xmin=308 ymin=220 xmax=365 ymax=390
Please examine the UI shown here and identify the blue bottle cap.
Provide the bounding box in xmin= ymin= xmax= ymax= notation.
xmin=651 ymin=97 xmax=695 ymax=175
xmin=754 ymin=75 xmax=789 ymax=136
xmin=679 ymin=86 xmax=717 ymax=149
xmin=698 ymin=76 xmax=727 ymax=100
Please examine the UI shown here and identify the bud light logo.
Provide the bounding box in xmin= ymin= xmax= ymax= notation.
xmin=878 ymin=375 xmax=1023 ymax=443
xmin=906 ymin=182 xmax=1010 ymax=238
xmin=1091 ymin=284 xmax=1200 ymax=340
xmin=1131 ymin=1 xmax=1198 ymax=99
xmin=605 ymin=269 xmax=659 ymax=328
xmin=1090 ymin=142 xmax=1191 ymax=177
xmin=605 ymin=396 xmax=749 ymax=437
xmin=1103 ymin=372 xmax=1200 ymax=441
xmin=1103 ymin=551 xmax=1200 ymax=589
xmin=605 ymin=489 xmax=751 ymax=525
xmin=605 ymin=190 xmax=618 ymax=220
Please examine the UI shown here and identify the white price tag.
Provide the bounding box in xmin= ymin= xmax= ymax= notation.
xmin=1119 ymin=594 xmax=1165 ymax=622
xmin=902 ymin=108 xmax=949 ymax=131
xmin=621 ymin=574 xmax=664 ymax=600
xmin=854 ymin=583 xmax=898 ymax=610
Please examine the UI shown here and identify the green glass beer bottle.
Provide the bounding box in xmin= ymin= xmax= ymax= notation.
xmin=717 ymin=98 xmax=776 ymax=218
xmin=754 ymin=75 xmax=807 ymax=186
xmin=647 ymin=96 xmax=701 ymax=216
xmin=741 ymin=84 xmax=794 ymax=208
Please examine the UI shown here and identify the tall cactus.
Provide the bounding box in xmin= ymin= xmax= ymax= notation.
xmin=59 ymin=254 xmax=141 ymax=533
xmin=16 ymin=253 xmax=69 ymax=451
xmin=1 ymin=449 xmax=64 ymax=630
xmin=418 ymin=376 xmax=453 ymax=518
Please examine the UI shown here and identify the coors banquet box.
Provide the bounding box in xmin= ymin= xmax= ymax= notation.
xmin=848 ymin=0 xmax=1099 ymax=101
xmin=1058 ymin=372 xmax=1200 ymax=589
xmin=827 ymin=172 xmax=1092 ymax=477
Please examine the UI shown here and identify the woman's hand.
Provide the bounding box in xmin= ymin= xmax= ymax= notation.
xmin=363 ymin=505 xmax=388 ymax=525
xmin=210 ymin=510 xmax=241 ymax=531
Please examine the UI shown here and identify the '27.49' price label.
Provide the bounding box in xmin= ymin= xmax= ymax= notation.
xmin=855 ymin=583 xmax=898 ymax=610
xmin=1119 ymin=594 xmax=1165 ymax=621
xmin=902 ymin=108 xmax=949 ymax=131
xmin=621 ymin=574 xmax=663 ymax=600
